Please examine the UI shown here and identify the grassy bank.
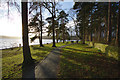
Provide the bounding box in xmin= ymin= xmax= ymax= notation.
xmin=86 ymin=41 xmax=119 ymax=60
xmin=2 ymin=42 xmax=71 ymax=78
xmin=58 ymin=43 xmax=118 ymax=78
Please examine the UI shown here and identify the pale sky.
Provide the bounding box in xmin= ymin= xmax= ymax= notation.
xmin=0 ymin=1 xmax=74 ymax=37
xmin=0 ymin=1 xmax=22 ymax=37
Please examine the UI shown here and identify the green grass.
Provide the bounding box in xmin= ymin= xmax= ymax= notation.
xmin=86 ymin=41 xmax=119 ymax=60
xmin=58 ymin=43 xmax=118 ymax=78
xmin=2 ymin=42 xmax=71 ymax=78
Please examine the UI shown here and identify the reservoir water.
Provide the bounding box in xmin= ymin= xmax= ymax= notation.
xmin=0 ymin=38 xmax=53 ymax=49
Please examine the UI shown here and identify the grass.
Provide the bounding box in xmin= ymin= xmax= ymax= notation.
xmin=86 ymin=41 xmax=119 ymax=60
xmin=58 ymin=43 xmax=118 ymax=78
xmin=1 ymin=42 xmax=71 ymax=78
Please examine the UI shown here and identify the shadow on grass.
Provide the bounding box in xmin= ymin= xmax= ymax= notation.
xmin=85 ymin=47 xmax=93 ymax=48
xmin=66 ymin=47 xmax=102 ymax=54
xmin=60 ymin=57 xmax=104 ymax=78
xmin=32 ymin=52 xmax=44 ymax=56
xmin=118 ymin=48 xmax=120 ymax=76
xmin=59 ymin=45 xmax=119 ymax=78
xmin=32 ymin=46 xmax=54 ymax=52
xmin=22 ymin=61 xmax=36 ymax=80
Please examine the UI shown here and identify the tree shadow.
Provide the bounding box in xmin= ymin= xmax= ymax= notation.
xmin=85 ymin=47 xmax=93 ymax=48
xmin=118 ymin=48 xmax=120 ymax=76
xmin=65 ymin=47 xmax=118 ymax=63
xmin=32 ymin=46 xmax=53 ymax=52
xmin=65 ymin=47 xmax=102 ymax=54
xmin=32 ymin=52 xmax=47 ymax=57
xmin=60 ymin=57 xmax=103 ymax=78
xmin=59 ymin=46 xmax=119 ymax=78
xmin=22 ymin=62 xmax=36 ymax=80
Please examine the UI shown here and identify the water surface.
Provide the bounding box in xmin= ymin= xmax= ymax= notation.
xmin=0 ymin=38 xmax=53 ymax=49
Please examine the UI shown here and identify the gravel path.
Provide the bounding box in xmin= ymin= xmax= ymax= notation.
xmin=35 ymin=45 xmax=70 ymax=78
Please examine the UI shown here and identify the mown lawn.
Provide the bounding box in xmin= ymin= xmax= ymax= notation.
xmin=2 ymin=42 xmax=71 ymax=78
xmin=58 ymin=43 xmax=118 ymax=78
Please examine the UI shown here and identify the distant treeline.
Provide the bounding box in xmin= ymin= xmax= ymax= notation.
xmin=0 ymin=35 xmax=53 ymax=39
xmin=0 ymin=36 xmax=21 ymax=39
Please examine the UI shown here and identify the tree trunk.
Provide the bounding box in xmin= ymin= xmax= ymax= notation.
xmin=104 ymin=17 xmax=107 ymax=42
xmin=57 ymin=39 xmax=58 ymax=43
xmin=52 ymin=2 xmax=56 ymax=47
xmin=82 ymin=23 xmax=85 ymax=44
xmin=118 ymin=1 xmax=120 ymax=76
xmin=87 ymin=32 xmax=89 ymax=41
xmin=118 ymin=2 xmax=120 ymax=47
xmin=83 ymin=26 xmax=85 ymax=44
xmin=89 ymin=34 xmax=91 ymax=41
xmin=94 ymin=28 xmax=96 ymax=42
xmin=107 ymin=2 xmax=112 ymax=44
xmin=90 ymin=22 xmax=92 ymax=42
xmin=98 ymin=26 xmax=101 ymax=42
xmin=116 ymin=23 xmax=118 ymax=45
xmin=56 ymin=30 xmax=58 ymax=43
xmin=115 ymin=9 xmax=119 ymax=45
xmin=38 ymin=32 xmax=41 ymax=46
xmin=40 ymin=3 xmax=44 ymax=47
xmin=90 ymin=31 xmax=92 ymax=41
xmin=63 ymin=25 xmax=65 ymax=43
xmin=22 ymin=2 xmax=33 ymax=64
xmin=100 ymin=27 xmax=101 ymax=41
xmin=90 ymin=3 xmax=93 ymax=42
xmin=82 ymin=8 xmax=85 ymax=44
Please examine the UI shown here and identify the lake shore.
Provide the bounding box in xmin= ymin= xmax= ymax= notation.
xmin=0 ymin=39 xmax=79 ymax=50
xmin=2 ymin=42 xmax=72 ymax=78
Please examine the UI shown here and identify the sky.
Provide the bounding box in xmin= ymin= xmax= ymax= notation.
xmin=0 ymin=1 xmax=74 ymax=37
